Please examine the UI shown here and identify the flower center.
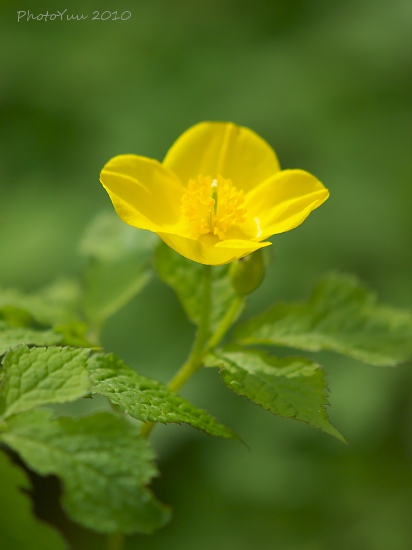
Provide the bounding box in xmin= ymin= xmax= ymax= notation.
xmin=181 ymin=175 xmax=246 ymax=240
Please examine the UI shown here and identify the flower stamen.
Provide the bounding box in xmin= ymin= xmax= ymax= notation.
xmin=181 ymin=175 xmax=246 ymax=240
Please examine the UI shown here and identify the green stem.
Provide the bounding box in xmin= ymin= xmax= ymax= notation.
xmin=141 ymin=265 xmax=212 ymax=438
xmin=166 ymin=359 xmax=195 ymax=393
xmin=107 ymin=532 xmax=124 ymax=550
xmin=206 ymin=295 xmax=244 ymax=351
xmin=168 ymin=264 xmax=212 ymax=390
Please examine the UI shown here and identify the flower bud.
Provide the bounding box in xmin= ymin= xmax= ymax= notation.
xmin=229 ymin=249 xmax=265 ymax=296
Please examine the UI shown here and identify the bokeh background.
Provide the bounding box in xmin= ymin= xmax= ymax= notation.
xmin=1 ymin=0 xmax=411 ymax=548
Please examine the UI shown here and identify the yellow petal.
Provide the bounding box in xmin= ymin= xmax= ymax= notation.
xmin=245 ymin=169 xmax=329 ymax=239
xmin=157 ymin=232 xmax=271 ymax=266
xmin=100 ymin=155 xmax=183 ymax=232
xmin=163 ymin=122 xmax=280 ymax=193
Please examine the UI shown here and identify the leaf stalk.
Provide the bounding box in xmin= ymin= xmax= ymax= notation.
xmin=141 ymin=267 xmax=244 ymax=439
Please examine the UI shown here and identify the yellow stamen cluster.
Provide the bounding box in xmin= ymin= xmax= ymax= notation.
xmin=181 ymin=175 xmax=246 ymax=240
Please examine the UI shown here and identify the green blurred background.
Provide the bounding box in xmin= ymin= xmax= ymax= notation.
xmin=1 ymin=0 xmax=411 ymax=548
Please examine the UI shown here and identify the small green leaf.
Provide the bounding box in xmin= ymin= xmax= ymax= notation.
xmin=84 ymin=258 xmax=151 ymax=327
xmin=235 ymin=273 xmax=412 ymax=367
xmin=1 ymin=346 xmax=91 ymax=418
xmin=205 ymin=348 xmax=344 ymax=442
xmin=0 ymin=450 xmax=67 ymax=550
xmin=0 ymin=306 xmax=34 ymax=327
xmin=155 ymin=242 xmax=241 ymax=331
xmin=0 ymin=322 xmax=63 ymax=356
xmin=79 ymin=210 xmax=158 ymax=262
xmin=1 ymin=409 xmax=170 ymax=535
xmin=80 ymin=211 xmax=158 ymax=326
xmin=0 ymin=280 xmax=81 ymax=327
xmin=88 ymin=353 xmax=235 ymax=439
xmin=53 ymin=322 xmax=94 ymax=348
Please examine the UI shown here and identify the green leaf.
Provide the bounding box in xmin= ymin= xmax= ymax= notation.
xmin=155 ymin=242 xmax=241 ymax=331
xmin=0 ymin=322 xmax=63 ymax=356
xmin=1 ymin=409 xmax=170 ymax=535
xmin=52 ymin=321 xmax=94 ymax=348
xmin=205 ymin=348 xmax=344 ymax=442
xmin=79 ymin=210 xmax=157 ymax=262
xmin=0 ymin=280 xmax=82 ymax=327
xmin=79 ymin=211 xmax=158 ymax=326
xmin=0 ymin=306 xmax=34 ymax=327
xmin=84 ymin=259 xmax=151 ymax=328
xmin=1 ymin=346 xmax=91 ymax=418
xmin=87 ymin=353 xmax=235 ymax=439
xmin=0 ymin=450 xmax=67 ymax=550
xmin=235 ymin=273 xmax=412 ymax=367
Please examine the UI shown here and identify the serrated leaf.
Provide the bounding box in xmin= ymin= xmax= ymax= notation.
xmin=0 ymin=279 xmax=81 ymax=327
xmin=80 ymin=211 xmax=158 ymax=326
xmin=0 ymin=451 xmax=67 ymax=550
xmin=205 ymin=348 xmax=344 ymax=442
xmin=87 ymin=353 xmax=235 ymax=439
xmin=0 ymin=322 xmax=63 ymax=356
xmin=235 ymin=273 xmax=412 ymax=367
xmin=155 ymin=242 xmax=241 ymax=331
xmin=1 ymin=409 xmax=170 ymax=534
xmin=1 ymin=346 xmax=91 ymax=418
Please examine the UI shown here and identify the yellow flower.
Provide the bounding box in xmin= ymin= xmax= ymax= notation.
xmin=100 ymin=122 xmax=329 ymax=265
